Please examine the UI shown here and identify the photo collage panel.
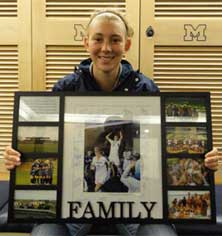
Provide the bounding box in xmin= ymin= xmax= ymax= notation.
xmin=9 ymin=94 xmax=61 ymax=221
xmin=163 ymin=94 xmax=215 ymax=222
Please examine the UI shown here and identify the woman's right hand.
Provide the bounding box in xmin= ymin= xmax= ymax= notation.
xmin=4 ymin=146 xmax=21 ymax=170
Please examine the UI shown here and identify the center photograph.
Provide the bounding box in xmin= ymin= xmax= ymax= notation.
xmin=62 ymin=95 xmax=163 ymax=221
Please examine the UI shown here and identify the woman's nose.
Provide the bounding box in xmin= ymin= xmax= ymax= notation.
xmin=101 ymin=41 xmax=112 ymax=52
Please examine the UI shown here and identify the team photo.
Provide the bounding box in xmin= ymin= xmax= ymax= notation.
xmin=13 ymin=190 xmax=56 ymax=220
xmin=166 ymin=126 xmax=207 ymax=154
xmin=165 ymin=97 xmax=207 ymax=123
xmin=168 ymin=190 xmax=211 ymax=219
xmin=167 ymin=157 xmax=210 ymax=186
xmin=15 ymin=157 xmax=57 ymax=186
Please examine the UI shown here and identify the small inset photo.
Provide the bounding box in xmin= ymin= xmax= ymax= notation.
xmin=13 ymin=190 xmax=56 ymax=219
xmin=167 ymin=157 xmax=210 ymax=186
xmin=17 ymin=126 xmax=59 ymax=153
xmin=165 ymin=97 xmax=206 ymax=123
xmin=19 ymin=96 xmax=60 ymax=122
xmin=15 ymin=157 xmax=58 ymax=186
xmin=168 ymin=190 xmax=211 ymax=219
xmin=166 ymin=126 xmax=207 ymax=154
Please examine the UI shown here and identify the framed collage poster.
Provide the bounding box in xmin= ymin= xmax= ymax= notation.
xmin=8 ymin=92 xmax=216 ymax=224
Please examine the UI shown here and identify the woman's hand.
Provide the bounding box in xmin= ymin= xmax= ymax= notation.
xmin=204 ymin=148 xmax=222 ymax=171
xmin=3 ymin=146 xmax=21 ymax=170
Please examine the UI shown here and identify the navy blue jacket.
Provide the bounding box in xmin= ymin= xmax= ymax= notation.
xmin=53 ymin=58 xmax=159 ymax=93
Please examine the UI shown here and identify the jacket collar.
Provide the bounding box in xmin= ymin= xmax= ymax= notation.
xmin=78 ymin=58 xmax=134 ymax=82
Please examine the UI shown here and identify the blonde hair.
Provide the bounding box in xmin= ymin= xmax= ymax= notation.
xmin=86 ymin=9 xmax=134 ymax=38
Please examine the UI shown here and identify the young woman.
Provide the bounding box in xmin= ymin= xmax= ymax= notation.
xmin=4 ymin=9 xmax=220 ymax=236
xmin=90 ymin=146 xmax=110 ymax=192
xmin=106 ymin=131 xmax=123 ymax=167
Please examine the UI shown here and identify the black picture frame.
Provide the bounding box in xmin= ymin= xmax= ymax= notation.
xmin=8 ymin=92 xmax=216 ymax=224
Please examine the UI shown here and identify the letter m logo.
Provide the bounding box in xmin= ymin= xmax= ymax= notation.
xmin=184 ymin=24 xmax=207 ymax=41
xmin=74 ymin=24 xmax=86 ymax=41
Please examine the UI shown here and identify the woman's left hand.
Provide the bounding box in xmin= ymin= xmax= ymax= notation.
xmin=204 ymin=148 xmax=222 ymax=171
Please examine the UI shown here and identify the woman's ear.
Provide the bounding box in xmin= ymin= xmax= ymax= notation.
xmin=125 ymin=38 xmax=131 ymax=52
xmin=83 ymin=36 xmax=89 ymax=51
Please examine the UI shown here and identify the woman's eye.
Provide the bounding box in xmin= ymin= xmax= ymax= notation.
xmin=112 ymin=38 xmax=121 ymax=43
xmin=94 ymin=38 xmax=102 ymax=42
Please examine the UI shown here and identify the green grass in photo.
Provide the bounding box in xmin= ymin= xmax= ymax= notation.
xmin=18 ymin=143 xmax=35 ymax=152
xmin=18 ymin=142 xmax=58 ymax=153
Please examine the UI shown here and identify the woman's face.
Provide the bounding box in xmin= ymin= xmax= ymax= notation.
xmin=84 ymin=16 xmax=131 ymax=76
xmin=94 ymin=147 xmax=101 ymax=156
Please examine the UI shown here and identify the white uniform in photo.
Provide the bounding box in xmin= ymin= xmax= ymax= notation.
xmin=123 ymin=151 xmax=131 ymax=170
xmin=108 ymin=140 xmax=121 ymax=166
xmin=92 ymin=156 xmax=109 ymax=184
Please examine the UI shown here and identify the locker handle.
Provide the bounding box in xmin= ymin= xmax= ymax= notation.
xmin=146 ymin=26 xmax=154 ymax=37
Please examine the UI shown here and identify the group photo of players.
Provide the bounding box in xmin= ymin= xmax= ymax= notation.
xmin=83 ymin=119 xmax=141 ymax=193
xmin=166 ymin=126 xmax=207 ymax=154
xmin=13 ymin=190 xmax=57 ymax=219
xmin=15 ymin=157 xmax=57 ymax=186
xmin=165 ymin=97 xmax=207 ymax=123
xmin=167 ymin=157 xmax=210 ymax=186
xmin=168 ymin=191 xmax=211 ymax=219
xmin=14 ymin=199 xmax=56 ymax=219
